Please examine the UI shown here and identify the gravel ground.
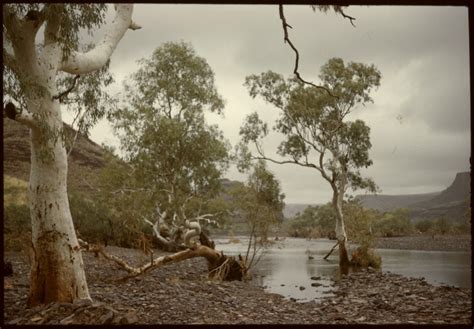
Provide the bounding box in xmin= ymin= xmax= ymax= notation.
xmin=4 ymin=244 xmax=472 ymax=325
xmin=374 ymin=234 xmax=471 ymax=252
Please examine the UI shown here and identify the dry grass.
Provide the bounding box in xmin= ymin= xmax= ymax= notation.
xmin=3 ymin=175 xmax=28 ymax=206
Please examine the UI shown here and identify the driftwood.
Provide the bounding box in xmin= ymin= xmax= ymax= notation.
xmin=80 ymin=239 xmax=246 ymax=282
xmin=323 ymin=241 xmax=339 ymax=260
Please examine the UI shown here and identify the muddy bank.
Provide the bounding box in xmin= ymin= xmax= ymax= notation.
xmin=374 ymin=234 xmax=471 ymax=252
xmin=4 ymin=246 xmax=472 ymax=325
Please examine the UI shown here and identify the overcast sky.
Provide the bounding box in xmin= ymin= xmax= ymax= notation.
xmin=66 ymin=4 xmax=470 ymax=204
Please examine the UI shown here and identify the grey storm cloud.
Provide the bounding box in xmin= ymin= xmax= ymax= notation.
xmin=81 ymin=4 xmax=469 ymax=204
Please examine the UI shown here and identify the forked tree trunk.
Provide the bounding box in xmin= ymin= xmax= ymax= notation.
xmin=27 ymin=101 xmax=90 ymax=307
xmin=3 ymin=4 xmax=140 ymax=307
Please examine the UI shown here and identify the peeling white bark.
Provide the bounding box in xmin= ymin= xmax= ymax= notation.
xmin=3 ymin=3 xmax=140 ymax=306
xmin=60 ymin=5 xmax=141 ymax=75
xmin=143 ymin=207 xmax=170 ymax=246
xmin=184 ymin=220 xmax=201 ymax=247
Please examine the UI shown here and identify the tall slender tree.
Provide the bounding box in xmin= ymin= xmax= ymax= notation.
xmin=238 ymin=58 xmax=381 ymax=266
xmin=3 ymin=4 xmax=140 ymax=306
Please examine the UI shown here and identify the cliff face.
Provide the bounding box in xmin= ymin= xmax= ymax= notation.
xmin=356 ymin=172 xmax=470 ymax=223
xmin=409 ymin=172 xmax=470 ymax=209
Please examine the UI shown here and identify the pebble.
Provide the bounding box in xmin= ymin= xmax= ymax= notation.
xmin=3 ymin=246 xmax=472 ymax=325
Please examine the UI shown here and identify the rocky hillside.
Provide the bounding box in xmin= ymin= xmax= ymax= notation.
xmin=3 ymin=119 xmax=107 ymax=191
xmin=356 ymin=172 xmax=470 ymax=223
xmin=283 ymin=203 xmax=318 ymax=219
xmin=354 ymin=192 xmax=441 ymax=213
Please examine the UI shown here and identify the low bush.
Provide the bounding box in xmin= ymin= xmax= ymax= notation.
xmin=351 ymin=244 xmax=382 ymax=269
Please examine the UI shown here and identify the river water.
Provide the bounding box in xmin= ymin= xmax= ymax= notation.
xmin=214 ymin=237 xmax=471 ymax=302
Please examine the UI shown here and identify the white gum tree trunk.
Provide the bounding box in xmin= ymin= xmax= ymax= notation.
xmin=331 ymin=170 xmax=350 ymax=267
xmin=4 ymin=4 xmax=140 ymax=307
xmin=28 ymin=100 xmax=91 ymax=306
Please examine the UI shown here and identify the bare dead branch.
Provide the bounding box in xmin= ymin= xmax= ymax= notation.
xmin=278 ymin=5 xmax=336 ymax=98
xmin=335 ymin=7 xmax=356 ymax=27
xmin=83 ymin=243 xmax=224 ymax=281
xmin=3 ymin=102 xmax=38 ymax=130
xmin=323 ymin=241 xmax=340 ymax=260
xmin=53 ymin=74 xmax=80 ymax=102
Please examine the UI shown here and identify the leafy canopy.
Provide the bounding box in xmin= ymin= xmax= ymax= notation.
xmin=3 ymin=4 xmax=116 ymax=146
xmin=109 ymin=41 xmax=230 ymax=222
xmin=238 ymin=57 xmax=381 ymax=194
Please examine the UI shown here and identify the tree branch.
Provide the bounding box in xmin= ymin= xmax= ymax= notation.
xmin=278 ymin=5 xmax=336 ymax=98
xmin=83 ymin=243 xmax=222 ymax=281
xmin=3 ymin=102 xmax=38 ymax=130
xmin=252 ymin=153 xmax=316 ymax=170
xmin=60 ymin=4 xmax=141 ymax=74
xmin=335 ymin=7 xmax=356 ymax=27
xmin=3 ymin=5 xmax=21 ymax=39
xmin=43 ymin=4 xmax=62 ymax=46
xmin=323 ymin=241 xmax=339 ymax=260
xmin=52 ymin=75 xmax=80 ymax=102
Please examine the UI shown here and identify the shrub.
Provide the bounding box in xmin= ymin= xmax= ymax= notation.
xmin=351 ymin=246 xmax=382 ymax=268
xmin=4 ymin=203 xmax=31 ymax=251
xmin=415 ymin=219 xmax=433 ymax=233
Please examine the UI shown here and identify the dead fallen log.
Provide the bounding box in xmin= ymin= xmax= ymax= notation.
xmin=323 ymin=241 xmax=339 ymax=260
xmin=81 ymin=241 xmax=247 ymax=282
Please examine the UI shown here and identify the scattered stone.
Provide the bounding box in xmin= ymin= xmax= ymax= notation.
xmin=4 ymin=261 xmax=13 ymax=276
xmin=299 ymin=286 xmax=306 ymax=291
xmin=310 ymin=276 xmax=321 ymax=281
xmin=3 ymin=245 xmax=471 ymax=325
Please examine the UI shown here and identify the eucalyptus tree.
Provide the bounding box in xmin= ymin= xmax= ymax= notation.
xmin=231 ymin=160 xmax=285 ymax=271
xmin=237 ymin=58 xmax=381 ymax=266
xmin=110 ymin=41 xmax=230 ymax=250
xmin=2 ymin=4 xmax=140 ymax=306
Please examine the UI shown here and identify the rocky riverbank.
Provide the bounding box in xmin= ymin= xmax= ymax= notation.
xmin=374 ymin=234 xmax=471 ymax=252
xmin=4 ymin=246 xmax=472 ymax=325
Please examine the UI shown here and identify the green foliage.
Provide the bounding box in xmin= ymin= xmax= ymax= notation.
xmin=4 ymin=4 xmax=109 ymax=104
xmin=373 ymin=208 xmax=413 ymax=237
xmin=415 ymin=219 xmax=433 ymax=233
xmin=433 ymin=217 xmax=451 ymax=235
xmin=60 ymin=58 xmax=117 ymax=147
xmin=4 ymin=4 xmax=117 ymax=161
xmin=231 ymin=161 xmax=285 ymax=268
xmin=239 ymin=57 xmax=381 ymax=245
xmin=286 ymin=199 xmax=378 ymax=242
xmin=108 ymin=41 xmax=231 ymax=227
xmin=232 ymin=161 xmax=285 ymax=234
xmin=3 ymin=175 xmax=28 ymax=206
xmin=3 ymin=176 xmax=30 ymax=252
xmin=286 ymin=204 xmax=336 ymax=239
xmin=69 ymin=191 xmax=114 ymax=245
xmin=4 ymin=4 xmax=107 ymax=59
xmin=351 ymin=244 xmax=382 ymax=269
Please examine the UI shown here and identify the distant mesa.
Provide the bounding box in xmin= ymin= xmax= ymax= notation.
xmin=3 ymin=118 xmax=469 ymax=224
xmin=355 ymin=171 xmax=470 ymax=223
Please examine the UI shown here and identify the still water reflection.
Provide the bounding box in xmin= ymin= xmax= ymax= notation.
xmin=215 ymin=237 xmax=471 ymax=303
